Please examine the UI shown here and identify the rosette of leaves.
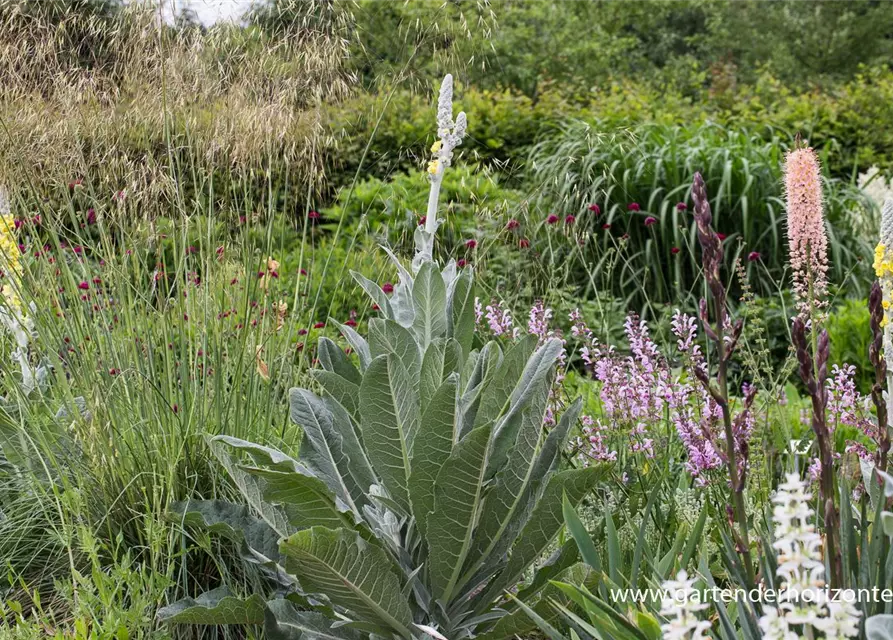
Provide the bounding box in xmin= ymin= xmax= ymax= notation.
xmin=158 ymin=253 xmax=610 ymax=639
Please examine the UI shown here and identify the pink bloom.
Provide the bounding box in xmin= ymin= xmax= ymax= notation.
xmin=588 ymin=204 xmax=601 ymax=215
xmin=602 ymin=223 xmax=611 ymax=230
xmin=644 ymin=216 xmax=657 ymax=226
xmin=382 ymin=282 xmax=394 ymax=294
xmin=86 ymin=209 xmax=97 ymax=225
xmin=313 ymin=322 xmax=325 ymax=329
xmin=676 ymin=202 xmax=687 ymax=211
xmin=747 ymin=251 xmax=761 ymax=262
xmin=457 ymin=259 xmax=468 ymax=267
xmin=546 ymin=214 xmax=559 ymax=225
xmin=345 ymin=319 xmax=357 ymax=327
xmin=418 ymin=216 xmax=427 ymax=226
xmin=506 ymin=218 xmax=520 ymax=230
xmin=627 ymin=203 xmax=640 ymax=212
xmin=519 ymin=238 xmax=530 ymax=248
xmin=465 ymin=239 xmax=477 ymax=249
xmin=307 ymin=210 xmax=320 ymax=219
xmin=671 ymin=247 xmax=680 ymax=255
xmin=78 ymin=281 xmax=89 ymax=290
xmin=717 ymin=233 xmax=727 ymax=241
xmin=565 ymin=215 xmax=576 ymax=225
xmin=109 ymin=368 xmax=119 ymax=376
xmin=13 ymin=219 xmax=22 ymax=230
xmin=785 ymin=147 xmax=829 ymax=318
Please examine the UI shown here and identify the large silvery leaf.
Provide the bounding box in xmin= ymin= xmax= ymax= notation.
xmin=427 ymin=423 xmax=494 ymax=604
xmin=281 ymin=527 xmax=414 ymax=639
xmin=409 ymin=375 xmax=458 ymax=539
xmin=474 ymin=336 xmax=538 ymax=429
xmin=311 ymin=369 xmax=361 ymax=425
xmin=209 ymin=437 xmax=293 ymax=538
xmin=412 ymin=262 xmax=448 ymax=350
xmin=460 ymin=385 xmax=555 ymax=585
xmin=447 ymin=268 xmax=475 ymax=357
xmin=867 ymin=615 xmax=893 ymax=640
xmin=317 ymin=337 xmax=362 ymax=386
xmin=488 ymin=466 xmax=608 ymax=601
xmin=241 ymin=467 xmax=355 ymax=532
xmin=157 ymin=587 xmax=266 ymax=625
xmin=290 ymin=389 xmax=365 ymax=515
xmin=369 ymin=318 xmax=421 ymax=381
xmin=380 ymin=245 xmax=415 ymax=328
xmin=333 ymin=322 xmax=372 ymax=372
xmin=419 ymin=339 xmax=462 ymax=415
xmin=359 ymin=355 xmax=419 ymax=512
xmin=171 ymin=500 xmax=281 ymax=562
xmin=265 ymin=600 xmax=365 ymax=640
xmin=459 ymin=341 xmax=504 ymax=440
xmin=351 ymin=271 xmax=395 ymax=320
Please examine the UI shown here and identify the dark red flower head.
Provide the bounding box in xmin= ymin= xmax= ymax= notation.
xmin=644 ymin=216 xmax=658 ymax=226
xmin=506 ymin=218 xmax=520 ymax=230
xmin=748 ymin=251 xmax=761 ymax=262
xmin=382 ymin=282 xmax=394 ymax=294
xmin=546 ymin=214 xmax=559 ymax=225
xmin=465 ymin=239 xmax=477 ymax=249
xmin=457 ymin=259 xmax=467 ymax=268
xmin=418 ymin=216 xmax=427 ymax=226
xmin=565 ymin=215 xmax=576 ymax=225
xmin=671 ymin=247 xmax=681 ymax=254
xmin=519 ymin=238 xmax=530 ymax=249
xmin=601 ymin=223 xmax=611 ymax=230
xmin=307 ymin=210 xmax=321 ymax=220
xmin=627 ymin=203 xmax=640 ymax=212
xmin=313 ymin=322 xmax=325 ymax=329
xmin=717 ymin=233 xmax=727 ymax=241
xmin=77 ymin=281 xmax=89 ymax=290
xmin=588 ymin=204 xmax=601 ymax=215
xmin=676 ymin=202 xmax=688 ymax=211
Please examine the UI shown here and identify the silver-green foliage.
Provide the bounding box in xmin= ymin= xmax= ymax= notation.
xmin=158 ymin=255 xmax=609 ymax=639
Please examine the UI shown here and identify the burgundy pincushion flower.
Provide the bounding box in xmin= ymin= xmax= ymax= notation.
xmin=372 ymin=303 xmax=380 ymax=311
xmin=307 ymin=210 xmax=320 ymax=220
xmin=644 ymin=216 xmax=657 ymax=226
xmin=86 ymin=209 xmax=97 ymax=225
xmin=313 ymin=322 xmax=325 ymax=329
xmin=621 ymin=233 xmax=630 ymax=240
xmin=382 ymin=282 xmax=394 ymax=294
xmin=676 ymin=202 xmax=688 ymax=211
xmin=565 ymin=215 xmax=576 ymax=225
xmin=13 ymin=219 xmax=22 ymax=230
xmin=602 ymin=223 xmax=611 ymax=230
xmin=78 ymin=281 xmax=89 ymax=290
xmin=717 ymin=233 xmax=727 ymax=241
xmin=519 ymin=238 xmax=530 ymax=249
xmin=588 ymin=203 xmax=601 ymax=215
xmin=506 ymin=218 xmax=520 ymax=230
xmin=465 ymin=239 xmax=477 ymax=249
xmin=748 ymin=251 xmax=761 ymax=262
xmin=627 ymin=203 xmax=640 ymax=212
xmin=418 ymin=216 xmax=427 ymax=226
xmin=671 ymin=247 xmax=681 ymax=255
xmin=109 ymin=368 xmax=119 ymax=376
xmin=345 ymin=319 xmax=357 ymax=327
xmin=546 ymin=214 xmax=559 ymax=225
xmin=457 ymin=259 xmax=468 ymax=268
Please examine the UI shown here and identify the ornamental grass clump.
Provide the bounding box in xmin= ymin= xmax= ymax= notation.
xmin=157 ymin=75 xmax=609 ymax=640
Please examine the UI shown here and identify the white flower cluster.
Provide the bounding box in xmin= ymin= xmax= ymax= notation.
xmin=659 ymin=571 xmax=711 ymax=640
xmin=759 ymin=474 xmax=860 ymax=640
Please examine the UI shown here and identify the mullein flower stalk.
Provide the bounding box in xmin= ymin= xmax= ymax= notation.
xmin=690 ymin=172 xmax=754 ymax=581
xmin=869 ymin=281 xmax=890 ymax=471
xmin=873 ymin=198 xmax=893 ymax=471
xmin=791 ymin=318 xmax=842 ymax=588
xmin=414 ymin=74 xmax=467 ymax=271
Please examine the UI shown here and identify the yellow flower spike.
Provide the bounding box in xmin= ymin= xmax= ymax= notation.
xmin=427 ymin=159 xmax=440 ymax=175
xmin=430 ymin=140 xmax=442 ymax=153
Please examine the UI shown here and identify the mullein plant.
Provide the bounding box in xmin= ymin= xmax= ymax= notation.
xmin=872 ymin=197 xmax=893 ymax=472
xmin=784 ymin=147 xmax=842 ymax=589
xmin=0 ymin=189 xmax=43 ymax=395
xmin=158 ymin=75 xmax=609 ymax=640
xmin=689 ymin=171 xmax=756 ymax=582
